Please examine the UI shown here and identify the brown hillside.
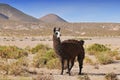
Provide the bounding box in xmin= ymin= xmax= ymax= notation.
xmin=0 ymin=3 xmax=39 ymax=22
xmin=39 ymin=14 xmax=67 ymax=23
xmin=0 ymin=13 xmax=9 ymax=20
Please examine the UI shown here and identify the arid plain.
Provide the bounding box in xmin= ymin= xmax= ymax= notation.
xmin=0 ymin=36 xmax=120 ymax=80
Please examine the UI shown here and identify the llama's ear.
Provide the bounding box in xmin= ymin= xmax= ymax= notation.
xmin=58 ymin=27 xmax=61 ymax=31
xmin=53 ymin=27 xmax=56 ymax=32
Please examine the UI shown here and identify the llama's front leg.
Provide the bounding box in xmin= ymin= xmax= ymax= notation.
xmin=61 ymin=59 xmax=64 ymax=75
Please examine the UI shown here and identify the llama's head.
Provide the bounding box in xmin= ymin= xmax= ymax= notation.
xmin=53 ymin=27 xmax=61 ymax=38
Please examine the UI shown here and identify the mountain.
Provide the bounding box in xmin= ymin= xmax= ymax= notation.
xmin=39 ymin=14 xmax=67 ymax=23
xmin=0 ymin=3 xmax=39 ymax=22
xmin=0 ymin=13 xmax=8 ymax=20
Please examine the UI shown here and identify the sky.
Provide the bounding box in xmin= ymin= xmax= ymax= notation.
xmin=0 ymin=0 xmax=120 ymax=22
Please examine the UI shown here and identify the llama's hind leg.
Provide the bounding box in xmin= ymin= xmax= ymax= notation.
xmin=66 ymin=58 xmax=75 ymax=75
xmin=77 ymin=56 xmax=84 ymax=75
xmin=61 ymin=59 xmax=65 ymax=75
xmin=67 ymin=59 xmax=71 ymax=75
xmin=69 ymin=58 xmax=75 ymax=72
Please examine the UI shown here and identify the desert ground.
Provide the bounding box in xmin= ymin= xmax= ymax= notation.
xmin=0 ymin=36 xmax=120 ymax=80
xmin=0 ymin=36 xmax=120 ymax=49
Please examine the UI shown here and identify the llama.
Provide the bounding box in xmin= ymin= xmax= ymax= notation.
xmin=53 ymin=27 xmax=85 ymax=75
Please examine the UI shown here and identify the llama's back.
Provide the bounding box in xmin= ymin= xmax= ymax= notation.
xmin=62 ymin=39 xmax=84 ymax=45
xmin=60 ymin=39 xmax=85 ymax=59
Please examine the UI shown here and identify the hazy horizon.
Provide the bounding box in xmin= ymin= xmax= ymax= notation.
xmin=0 ymin=0 xmax=120 ymax=23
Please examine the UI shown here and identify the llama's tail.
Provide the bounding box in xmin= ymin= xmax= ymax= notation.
xmin=79 ymin=40 xmax=84 ymax=45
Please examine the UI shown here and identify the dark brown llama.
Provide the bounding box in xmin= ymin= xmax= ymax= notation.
xmin=53 ymin=27 xmax=85 ymax=75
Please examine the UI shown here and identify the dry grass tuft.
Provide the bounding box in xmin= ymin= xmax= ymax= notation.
xmin=104 ymin=72 xmax=118 ymax=80
xmin=78 ymin=74 xmax=91 ymax=80
xmin=84 ymin=56 xmax=94 ymax=65
xmin=34 ymin=74 xmax=54 ymax=80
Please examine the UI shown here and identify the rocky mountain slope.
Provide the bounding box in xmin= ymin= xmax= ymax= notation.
xmin=0 ymin=3 xmax=39 ymax=22
xmin=0 ymin=13 xmax=9 ymax=20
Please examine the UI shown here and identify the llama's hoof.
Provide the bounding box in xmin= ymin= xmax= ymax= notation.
xmin=66 ymin=71 xmax=71 ymax=76
xmin=69 ymin=73 xmax=71 ymax=76
xmin=66 ymin=71 xmax=69 ymax=74
xmin=78 ymin=73 xmax=81 ymax=75
xmin=78 ymin=73 xmax=84 ymax=75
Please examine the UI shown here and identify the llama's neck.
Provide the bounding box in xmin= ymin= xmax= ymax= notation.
xmin=53 ymin=35 xmax=61 ymax=55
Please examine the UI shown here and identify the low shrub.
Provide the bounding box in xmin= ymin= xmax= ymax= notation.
xmin=0 ymin=46 xmax=28 ymax=59
xmin=45 ymin=49 xmax=57 ymax=60
xmin=109 ymin=50 xmax=119 ymax=58
xmin=115 ymin=56 xmax=120 ymax=60
xmin=8 ymin=62 xmax=24 ymax=75
xmin=46 ymin=58 xmax=61 ymax=69
xmin=32 ymin=49 xmax=47 ymax=68
xmin=0 ymin=60 xmax=24 ymax=75
xmin=33 ymin=48 xmax=58 ymax=68
xmin=87 ymin=43 xmax=110 ymax=55
xmin=86 ymin=43 xmax=120 ymax=64
xmin=105 ymin=72 xmax=118 ymax=80
xmin=84 ymin=56 xmax=94 ymax=65
xmin=0 ymin=62 xmax=9 ymax=74
xmin=31 ymin=44 xmax=50 ymax=54
xmin=96 ymin=52 xmax=113 ymax=64
xmin=0 ymin=75 xmax=12 ymax=80
xmin=8 ymin=57 xmax=28 ymax=75
xmin=78 ymin=74 xmax=90 ymax=80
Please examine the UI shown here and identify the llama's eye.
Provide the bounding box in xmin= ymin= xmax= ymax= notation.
xmin=56 ymin=32 xmax=58 ymax=35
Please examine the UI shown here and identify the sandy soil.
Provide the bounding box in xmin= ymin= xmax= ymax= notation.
xmin=0 ymin=36 xmax=120 ymax=80
xmin=0 ymin=36 xmax=120 ymax=50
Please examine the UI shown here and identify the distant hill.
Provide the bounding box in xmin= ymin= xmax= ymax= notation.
xmin=0 ymin=4 xmax=119 ymax=37
xmin=39 ymin=14 xmax=67 ymax=23
xmin=0 ymin=3 xmax=39 ymax=22
xmin=0 ymin=13 xmax=8 ymax=20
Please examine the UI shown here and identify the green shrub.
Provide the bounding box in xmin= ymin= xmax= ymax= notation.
xmin=8 ymin=57 xmax=29 ymax=75
xmin=86 ymin=43 xmax=119 ymax=64
xmin=33 ymin=49 xmax=47 ymax=68
xmin=33 ymin=56 xmax=47 ymax=68
xmin=46 ymin=58 xmax=61 ymax=69
xmin=0 ymin=60 xmax=24 ymax=75
xmin=109 ymin=50 xmax=119 ymax=58
xmin=8 ymin=62 xmax=23 ymax=75
xmin=84 ymin=56 xmax=94 ymax=65
xmin=33 ymin=48 xmax=57 ymax=68
xmin=16 ymin=57 xmax=29 ymax=67
xmin=45 ymin=49 xmax=57 ymax=60
xmin=87 ymin=43 xmax=110 ymax=55
xmin=0 ymin=46 xmax=28 ymax=59
xmin=31 ymin=44 xmax=50 ymax=54
xmin=96 ymin=52 xmax=113 ymax=64
xmin=32 ymin=44 xmax=60 ymax=69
